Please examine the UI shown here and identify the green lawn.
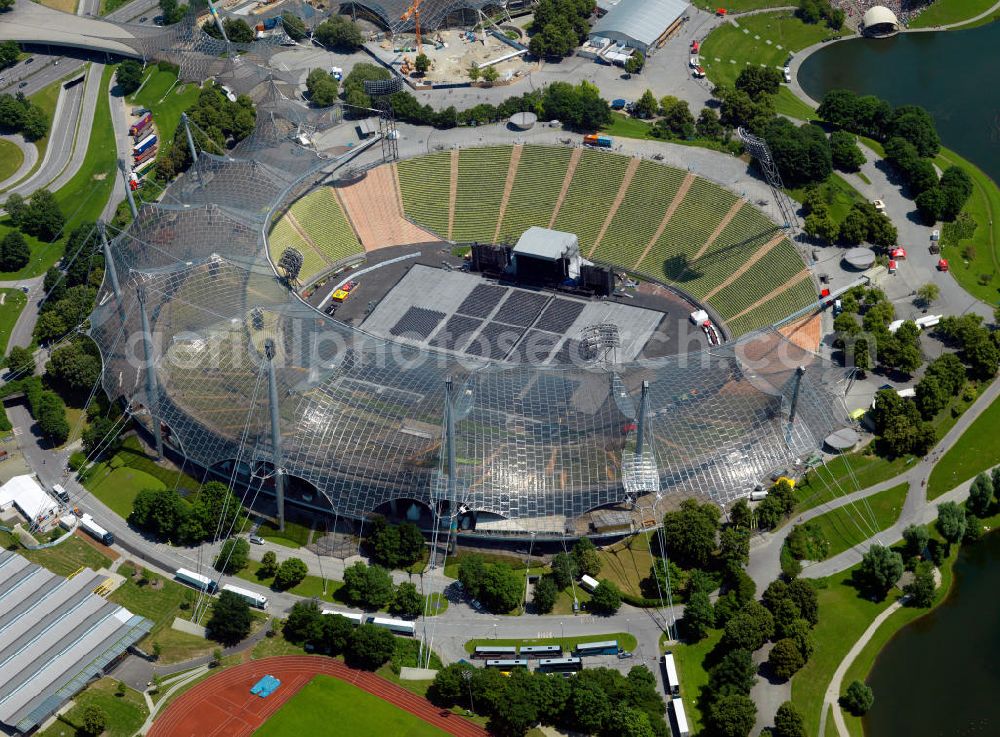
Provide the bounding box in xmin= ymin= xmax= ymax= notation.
xmin=668 ymin=628 xmax=723 ymax=734
xmin=599 ymin=113 xmax=732 ymax=153
xmin=99 ymin=0 xmax=135 ymax=13
xmin=909 ymin=0 xmax=996 ymax=27
xmin=22 ymin=535 xmax=113 ymax=577
xmin=0 ymin=139 xmax=24 ymax=183
xmin=127 ymin=68 xmax=201 ymax=156
xmin=794 ymin=451 xmax=914 ymax=514
xmin=443 ymin=551 xmax=544 ymax=579
xmin=951 ymin=3 xmax=1000 ymax=27
xmin=255 ymin=675 xmax=449 ymax=737
xmin=790 ymin=569 xmax=902 ymax=736
xmin=796 ymin=482 xmax=908 ymax=560
xmin=700 ymin=12 xmax=842 ymax=89
xmin=463 ymin=632 xmax=637 ymax=654
xmin=927 ymin=391 xmax=1000 ymax=498
xmin=257 ymin=518 xmax=312 ymax=548
xmin=36 ymin=677 xmax=148 ymax=737
xmin=84 ymin=465 xmax=165 ymax=518
xmin=932 ymin=146 xmax=1000 ymax=304
xmin=691 ymin=0 xmax=791 ymax=11
xmin=596 ymin=530 xmax=655 ymax=598
xmin=0 ymin=288 xmax=27 ymax=354
xmin=773 ymin=86 xmax=819 ymax=121
xmin=236 ymin=559 xmax=346 ymax=603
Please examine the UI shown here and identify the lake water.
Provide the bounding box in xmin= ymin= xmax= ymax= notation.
xmin=863 ymin=530 xmax=1000 ymax=736
xmin=798 ymin=23 xmax=1000 ymax=184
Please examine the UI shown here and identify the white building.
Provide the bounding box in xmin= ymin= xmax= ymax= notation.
xmin=0 ymin=475 xmax=58 ymax=526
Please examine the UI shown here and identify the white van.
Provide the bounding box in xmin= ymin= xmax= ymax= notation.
xmin=52 ymin=484 xmax=69 ymax=502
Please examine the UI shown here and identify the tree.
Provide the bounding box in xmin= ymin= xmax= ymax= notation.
xmin=589 ymin=580 xmax=621 ymax=614
xmin=479 ymin=563 xmax=523 ymax=613
xmin=414 ymin=53 xmax=431 ymax=74
xmin=467 ymin=64 xmax=481 ymax=82
xmin=305 ymin=68 xmax=339 ymax=108
xmin=682 ymin=589 xmax=715 ymax=640
xmin=458 ymin=554 xmax=486 ymax=598
xmin=347 ymin=623 xmax=396 ymax=670
xmin=656 ymin=96 xmax=695 ymax=139
xmin=830 ymin=130 xmax=865 ymax=172
xmin=429 ymin=662 xmax=477 ymax=707
xmin=480 ymin=65 xmax=499 ymax=85
xmin=773 ymin=701 xmax=807 ymax=737
xmin=159 ymin=0 xmax=187 ymax=24
xmin=45 ymin=341 xmax=101 ymax=393
xmin=572 ymin=537 xmax=601 ymax=576
xmin=902 ymin=523 xmax=929 ymax=559
xmin=532 ymin=576 xmax=557 ymax=613
xmin=5 ymin=345 xmax=34 ymax=377
xmin=662 ymin=498 xmax=720 ymax=568
xmin=624 ymin=50 xmax=645 ymax=75
xmin=730 ymin=498 xmax=752 ymax=529
xmin=967 ymin=473 xmax=993 ymax=517
xmin=632 ymin=89 xmax=658 ymax=119
xmin=696 ymin=107 xmax=724 ymax=140
xmin=550 ymin=552 xmax=577 ymax=589
xmin=19 ymin=189 xmax=64 ymax=241
xmin=21 ymin=103 xmax=48 ymax=141
xmin=719 ymin=526 xmax=751 ymax=570
xmin=709 ymin=648 xmax=756 ymax=696
xmin=214 ymin=537 xmax=250 ymax=573
xmin=280 ymin=12 xmax=307 ymax=41
xmin=735 ymin=65 xmax=782 ymax=100
xmin=0 ymin=230 xmax=30 ymax=271
xmin=709 ymin=693 xmax=757 ymax=737
xmin=903 ymin=560 xmax=936 ymax=607
xmin=261 ymin=550 xmax=279 ymax=578
xmin=343 ymin=562 xmax=394 ymax=609
xmin=804 ymin=205 xmax=840 ymax=243
xmin=841 ymin=680 xmax=874 ymax=716
xmin=768 ymin=638 xmax=805 ymax=680
xmin=723 ymin=600 xmax=774 ymax=652
xmin=936 ymin=501 xmax=967 ymax=548
xmin=117 ymin=60 xmax=144 ymax=95
xmin=761 ymin=117 xmax=832 ymax=187
xmin=916 ymin=282 xmax=940 ymax=308
xmin=787 ymin=579 xmax=819 ymax=626
xmin=273 ymin=557 xmax=308 ymax=590
xmin=390 ymin=581 xmax=423 ymax=617
xmin=283 ymin=600 xmax=323 ymax=644
xmin=858 ymin=544 xmax=903 ymax=599
xmin=0 ymin=42 xmax=19 ymax=67
xmin=35 ymin=390 xmax=69 ymax=444
xmin=80 ymin=704 xmax=108 ymax=736
xmin=116 ymin=680 xmax=127 ymax=697
xmin=211 ymin=648 xmax=223 ymax=667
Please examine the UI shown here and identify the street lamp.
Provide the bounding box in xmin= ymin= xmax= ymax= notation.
xmin=560 ymin=621 xmax=564 ymax=638
xmin=462 ymin=669 xmax=474 ymax=715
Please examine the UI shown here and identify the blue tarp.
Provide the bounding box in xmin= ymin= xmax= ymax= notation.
xmin=251 ymin=675 xmax=281 ymax=698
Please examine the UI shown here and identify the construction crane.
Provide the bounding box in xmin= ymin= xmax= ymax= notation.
xmin=400 ymin=0 xmax=424 ymax=55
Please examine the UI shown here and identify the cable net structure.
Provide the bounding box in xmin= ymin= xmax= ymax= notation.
xmin=89 ymin=103 xmax=848 ymax=537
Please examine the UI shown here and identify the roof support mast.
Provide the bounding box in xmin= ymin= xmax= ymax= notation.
xmin=137 ymin=287 xmax=164 ymax=460
xmin=265 ymin=339 xmax=285 ymax=532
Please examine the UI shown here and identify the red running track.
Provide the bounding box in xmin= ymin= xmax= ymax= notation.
xmin=147 ymin=656 xmax=488 ymax=737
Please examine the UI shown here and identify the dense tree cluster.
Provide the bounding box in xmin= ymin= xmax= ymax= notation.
xmin=0 ymin=42 xmax=19 ymax=68
xmin=45 ymin=340 xmax=102 ymax=395
xmin=343 ymin=561 xmax=394 ymax=609
xmin=841 ymin=680 xmax=874 ymax=716
xmin=34 ymin=225 xmax=102 ymax=344
xmin=280 ymin=11 xmax=307 ymax=41
xmin=936 ymin=314 xmax=1000 ymax=379
xmin=116 ymin=60 xmax=144 ymax=95
xmin=831 ymin=286 xmax=922 ymax=378
xmin=129 ymin=481 xmax=245 ymax=545
xmin=797 ymin=0 xmax=844 ymax=28
xmin=662 ymin=498 xmax=721 ymax=568
xmin=158 ymin=0 xmax=188 ymax=25
xmin=915 ymin=165 xmax=974 ymax=223
xmin=203 ymin=18 xmax=256 ymax=43
xmin=0 ymin=231 xmax=30 ymax=272
xmin=367 ymin=517 xmax=425 ymax=569
xmin=652 ymin=96 xmax=696 ymax=140
xmin=458 ymin=555 xmax=523 ymax=613
xmin=430 ymin=661 xmax=667 ymax=737
xmin=305 ymin=68 xmax=339 ymax=107
xmin=753 ymin=478 xmax=797 ymax=531
xmin=282 ymin=601 xmax=397 ymax=670
xmin=829 ymin=130 xmax=865 ymax=172
xmin=274 ymin=557 xmax=308 ymax=589
xmin=914 ymin=353 xmax=966 ymax=418
xmin=206 ymin=590 xmax=253 ymax=645
xmin=760 ymin=117 xmax=832 ymax=187
xmin=528 ymin=0 xmax=592 ymax=59
xmin=155 ymin=84 xmax=255 ymax=181
xmin=314 ymin=16 xmax=364 ymax=51
xmin=735 ymin=66 xmax=782 ymax=101
xmin=857 ymin=543 xmax=904 ymax=599
xmin=0 ymin=91 xmax=49 ymax=141
xmin=5 ymin=189 xmax=64 ymax=241
xmin=213 ymin=537 xmax=250 ymax=574
xmin=26 ymin=380 xmax=70 ymax=445
xmin=871 ymin=388 xmax=935 ymax=458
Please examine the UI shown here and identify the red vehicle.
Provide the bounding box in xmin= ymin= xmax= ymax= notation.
xmin=937 ymin=258 xmax=949 ymax=272
xmin=888 ymin=259 xmax=898 ymax=274
xmin=890 ymin=247 xmax=907 ymax=260
xmin=716 ymin=7 xmax=727 ymax=15
xmin=133 ymin=145 xmax=157 ymax=164
xmin=342 ymin=280 xmax=359 ymax=293
xmin=690 ymin=40 xmax=700 ymax=53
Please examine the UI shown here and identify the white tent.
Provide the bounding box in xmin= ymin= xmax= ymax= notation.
xmin=0 ymin=475 xmax=58 ymax=524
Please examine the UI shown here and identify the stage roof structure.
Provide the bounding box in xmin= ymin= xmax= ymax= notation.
xmin=513 ymin=227 xmax=579 ymax=261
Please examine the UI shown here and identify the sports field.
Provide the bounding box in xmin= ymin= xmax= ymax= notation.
xmin=254 ymin=675 xmax=448 ymax=737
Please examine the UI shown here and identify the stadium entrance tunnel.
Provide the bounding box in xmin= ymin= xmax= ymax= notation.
xmin=370 ymin=497 xmax=435 ymax=529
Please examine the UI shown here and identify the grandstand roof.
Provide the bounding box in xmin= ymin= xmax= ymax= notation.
xmin=0 ymin=475 xmax=58 ymax=524
xmin=591 ymin=0 xmax=690 ymax=51
xmin=0 ymin=552 xmax=152 ymax=734
xmin=862 ymin=5 xmax=898 ymax=29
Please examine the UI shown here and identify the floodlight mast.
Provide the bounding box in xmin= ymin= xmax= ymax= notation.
xmin=737 ymin=127 xmax=799 ymax=230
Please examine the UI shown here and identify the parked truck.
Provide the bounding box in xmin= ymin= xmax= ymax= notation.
xmin=583 ymin=134 xmax=612 ymax=148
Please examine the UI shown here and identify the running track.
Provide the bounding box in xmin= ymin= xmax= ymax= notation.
xmin=147 ymin=656 xmax=488 ymax=737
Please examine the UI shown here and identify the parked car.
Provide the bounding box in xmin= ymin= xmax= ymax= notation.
xmin=617 ymin=650 xmax=634 ymax=659
xmin=139 ymin=15 xmax=148 ymax=22
xmin=249 ymin=535 xmax=265 ymax=545
xmin=18 ymin=81 xmax=27 ymax=88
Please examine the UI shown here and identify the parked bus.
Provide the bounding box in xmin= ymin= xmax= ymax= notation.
xmin=78 ymin=513 xmax=114 ymax=546
xmin=133 ymin=133 xmax=157 ymax=156
xmin=133 ymin=145 xmax=157 ymax=165
xmin=663 ymin=652 xmax=680 ymax=696
xmin=221 ymin=583 xmax=268 ymax=609
xmin=485 ymin=659 xmax=528 ymax=670
xmin=321 ymin=610 xmax=364 ymax=625
xmin=537 ymin=657 xmax=582 ymax=673
xmin=130 ymin=113 xmax=152 ymax=138
xmin=367 ymin=616 xmax=415 ymax=636
xmin=174 ymin=567 xmax=217 ymax=593
xmin=474 ymin=645 xmax=517 ymax=659
xmin=671 ymin=698 xmax=691 ymax=737
xmin=579 ymin=574 xmax=600 ymax=593
xmin=520 ymin=645 xmax=562 ymax=658
xmin=574 ymin=640 xmax=618 ymax=657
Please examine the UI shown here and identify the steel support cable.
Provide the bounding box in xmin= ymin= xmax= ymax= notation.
xmin=811 ymin=462 xmax=879 ymax=542
xmin=816 ymin=460 xmax=879 ymax=536
xmin=841 ymin=453 xmax=882 ymax=539
xmin=422 ymin=517 xmax=457 ymax=670
xmin=641 ymin=517 xmax=669 ymax=634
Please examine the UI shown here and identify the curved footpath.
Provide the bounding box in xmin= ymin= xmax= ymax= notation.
xmin=146 ymin=656 xmax=487 ymax=737
xmin=0 ymin=134 xmax=38 ymax=191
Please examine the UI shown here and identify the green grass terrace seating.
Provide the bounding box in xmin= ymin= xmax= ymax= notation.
xmin=552 ymin=149 xmax=631 ymax=255
xmin=496 ymin=145 xmax=573 ymax=244
xmin=397 ymin=150 xmax=452 ymax=237
xmin=289 ymin=188 xmax=363 ymax=267
xmin=452 ymin=146 xmax=513 ymax=243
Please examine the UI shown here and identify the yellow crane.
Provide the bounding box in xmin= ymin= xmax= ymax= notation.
xmin=400 ymin=0 xmax=424 ymax=55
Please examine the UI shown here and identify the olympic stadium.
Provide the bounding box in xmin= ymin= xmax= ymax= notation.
xmin=89 ymin=93 xmax=849 ymax=542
